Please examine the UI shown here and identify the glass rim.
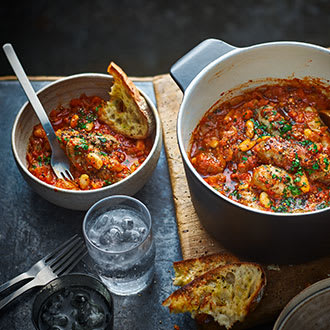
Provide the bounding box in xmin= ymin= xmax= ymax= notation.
xmin=83 ymin=195 xmax=152 ymax=254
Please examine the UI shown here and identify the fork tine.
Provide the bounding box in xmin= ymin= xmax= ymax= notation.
xmin=56 ymin=248 xmax=87 ymax=276
xmin=47 ymin=236 xmax=82 ymax=267
xmin=51 ymin=239 xmax=84 ymax=271
xmin=43 ymin=234 xmax=78 ymax=263
xmin=61 ymin=169 xmax=74 ymax=181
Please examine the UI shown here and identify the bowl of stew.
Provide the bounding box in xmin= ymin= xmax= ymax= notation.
xmin=12 ymin=73 xmax=162 ymax=210
xmin=171 ymin=39 xmax=330 ymax=263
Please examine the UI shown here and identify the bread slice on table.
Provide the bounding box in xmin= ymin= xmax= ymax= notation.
xmin=99 ymin=62 xmax=155 ymax=139
xmin=173 ymin=253 xmax=239 ymax=286
xmin=163 ymin=262 xmax=266 ymax=330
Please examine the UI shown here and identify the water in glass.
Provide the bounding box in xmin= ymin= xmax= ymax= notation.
xmin=84 ymin=197 xmax=155 ymax=296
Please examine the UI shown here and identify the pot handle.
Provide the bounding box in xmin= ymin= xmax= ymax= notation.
xmin=170 ymin=39 xmax=236 ymax=91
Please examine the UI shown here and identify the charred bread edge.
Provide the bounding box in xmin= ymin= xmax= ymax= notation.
xmin=107 ymin=62 xmax=155 ymax=138
xmin=163 ymin=262 xmax=267 ymax=315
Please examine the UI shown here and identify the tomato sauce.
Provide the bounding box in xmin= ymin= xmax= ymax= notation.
xmin=27 ymin=94 xmax=152 ymax=190
xmin=189 ymin=79 xmax=330 ymax=213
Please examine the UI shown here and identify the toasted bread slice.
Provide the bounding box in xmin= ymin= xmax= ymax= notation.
xmin=163 ymin=262 xmax=266 ymax=329
xmin=173 ymin=253 xmax=239 ymax=286
xmin=99 ymin=62 xmax=155 ymax=139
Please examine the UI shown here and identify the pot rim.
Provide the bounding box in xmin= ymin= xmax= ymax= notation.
xmin=177 ymin=41 xmax=330 ymax=217
xmin=11 ymin=73 xmax=162 ymax=195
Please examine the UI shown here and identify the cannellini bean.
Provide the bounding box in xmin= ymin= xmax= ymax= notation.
xmin=245 ymin=120 xmax=254 ymax=138
xmin=208 ymin=138 xmax=219 ymax=148
xmin=85 ymin=122 xmax=94 ymax=131
xmin=256 ymin=135 xmax=271 ymax=143
xmin=223 ymin=109 xmax=235 ymax=123
xmin=304 ymin=128 xmax=313 ymax=139
xmin=70 ymin=114 xmax=79 ymax=128
xmin=238 ymin=183 xmax=249 ymax=190
xmin=239 ymin=139 xmax=257 ymax=152
xmin=86 ymin=152 xmax=103 ymax=170
xmin=259 ymin=192 xmax=271 ymax=208
xmin=79 ymin=174 xmax=90 ymax=189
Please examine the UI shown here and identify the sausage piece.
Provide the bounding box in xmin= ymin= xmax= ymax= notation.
xmin=255 ymin=137 xmax=330 ymax=184
xmin=252 ymin=164 xmax=296 ymax=197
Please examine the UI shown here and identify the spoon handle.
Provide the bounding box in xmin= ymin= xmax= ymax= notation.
xmin=2 ymin=43 xmax=58 ymax=147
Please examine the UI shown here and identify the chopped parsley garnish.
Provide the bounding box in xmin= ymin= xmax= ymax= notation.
xmin=86 ymin=114 xmax=96 ymax=123
xmin=230 ymin=190 xmax=241 ymax=199
xmin=289 ymin=154 xmax=302 ymax=173
xmin=308 ymin=143 xmax=319 ymax=153
xmin=103 ymin=180 xmax=112 ymax=186
xmin=77 ymin=121 xmax=87 ymax=129
xmin=299 ymin=140 xmax=313 ymax=146
xmin=280 ymin=123 xmax=292 ymax=134
xmin=43 ymin=156 xmax=50 ymax=165
xmin=288 ymin=185 xmax=301 ymax=196
xmin=312 ymin=162 xmax=319 ymax=170
xmin=316 ymin=201 xmax=329 ymax=210
xmin=74 ymin=140 xmax=89 ymax=151
xmin=250 ymin=118 xmax=268 ymax=136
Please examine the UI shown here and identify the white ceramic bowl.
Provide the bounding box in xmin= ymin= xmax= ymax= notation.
xmin=12 ymin=73 xmax=162 ymax=210
xmin=273 ymin=278 xmax=330 ymax=330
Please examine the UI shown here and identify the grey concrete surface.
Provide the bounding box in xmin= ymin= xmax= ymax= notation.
xmin=1 ymin=0 xmax=329 ymax=77
xmin=0 ymin=81 xmax=198 ymax=330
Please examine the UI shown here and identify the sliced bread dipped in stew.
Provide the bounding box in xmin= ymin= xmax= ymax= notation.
xmin=99 ymin=62 xmax=155 ymax=139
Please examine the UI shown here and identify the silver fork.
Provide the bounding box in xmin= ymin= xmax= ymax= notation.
xmin=0 ymin=235 xmax=82 ymax=294
xmin=0 ymin=235 xmax=87 ymax=310
xmin=2 ymin=43 xmax=74 ymax=181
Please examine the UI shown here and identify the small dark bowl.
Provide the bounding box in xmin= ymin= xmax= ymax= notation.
xmin=32 ymin=273 xmax=113 ymax=330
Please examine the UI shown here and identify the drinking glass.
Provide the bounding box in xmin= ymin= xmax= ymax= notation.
xmin=83 ymin=195 xmax=155 ymax=296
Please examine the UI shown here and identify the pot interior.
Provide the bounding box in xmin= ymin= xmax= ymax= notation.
xmin=178 ymin=42 xmax=330 ymax=152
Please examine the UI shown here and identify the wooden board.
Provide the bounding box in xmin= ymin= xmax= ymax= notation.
xmin=153 ymin=73 xmax=330 ymax=329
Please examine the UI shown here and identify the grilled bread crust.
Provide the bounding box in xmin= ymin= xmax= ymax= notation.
xmin=163 ymin=262 xmax=266 ymax=329
xmin=173 ymin=253 xmax=239 ymax=286
xmin=99 ymin=62 xmax=155 ymax=139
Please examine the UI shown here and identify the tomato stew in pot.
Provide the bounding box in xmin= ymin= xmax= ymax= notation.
xmin=189 ymin=79 xmax=330 ymax=213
